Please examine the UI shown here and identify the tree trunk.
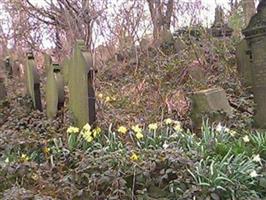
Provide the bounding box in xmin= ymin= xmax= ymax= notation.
xmin=242 ymin=0 xmax=256 ymax=26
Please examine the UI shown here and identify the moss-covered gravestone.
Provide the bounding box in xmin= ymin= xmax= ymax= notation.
xmin=45 ymin=63 xmax=65 ymax=118
xmin=236 ymin=39 xmax=252 ymax=88
xmin=190 ymin=88 xmax=232 ymax=129
xmin=242 ymin=0 xmax=266 ymax=128
xmin=68 ymin=40 xmax=96 ymax=128
xmin=62 ymin=57 xmax=70 ymax=85
xmin=25 ymin=52 xmax=42 ymax=111
xmin=0 ymin=77 xmax=7 ymax=100
xmin=44 ymin=53 xmax=52 ymax=75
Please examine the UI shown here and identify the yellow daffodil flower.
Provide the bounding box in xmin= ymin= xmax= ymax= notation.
xmin=67 ymin=126 xmax=79 ymax=134
xmin=105 ymin=96 xmax=111 ymax=102
xmin=164 ymin=118 xmax=173 ymax=125
xmin=131 ymin=125 xmax=142 ymax=133
xmin=229 ymin=130 xmax=237 ymax=137
xmin=148 ymin=123 xmax=158 ymax=131
xmin=130 ymin=153 xmax=139 ymax=161
xmin=21 ymin=154 xmax=30 ymax=162
xmin=243 ymin=135 xmax=250 ymax=143
xmin=173 ymin=121 xmax=183 ymax=132
xmin=83 ymin=123 xmax=91 ymax=132
xmin=136 ymin=131 xmax=144 ymax=140
xmin=92 ymin=127 xmax=101 ymax=138
xmin=118 ymin=126 xmax=127 ymax=134
xmin=98 ymin=93 xmax=103 ymax=99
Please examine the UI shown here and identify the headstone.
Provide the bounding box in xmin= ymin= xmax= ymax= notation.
xmin=25 ymin=52 xmax=42 ymax=111
xmin=68 ymin=40 xmax=96 ymax=127
xmin=210 ymin=6 xmax=233 ymax=37
xmin=4 ymin=57 xmax=12 ymax=78
xmin=12 ymin=60 xmax=20 ymax=77
xmin=62 ymin=57 xmax=70 ymax=85
xmin=45 ymin=63 xmax=65 ymax=118
xmin=236 ymin=39 xmax=252 ymax=88
xmin=242 ymin=0 xmax=266 ymax=128
xmin=190 ymin=88 xmax=232 ymax=129
xmin=0 ymin=76 xmax=7 ymax=100
xmin=44 ymin=53 xmax=52 ymax=75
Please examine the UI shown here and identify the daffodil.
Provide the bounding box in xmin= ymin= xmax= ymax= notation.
xmin=92 ymin=127 xmax=101 ymax=138
xmin=131 ymin=125 xmax=142 ymax=133
xmin=5 ymin=157 xmax=9 ymax=163
xmin=43 ymin=147 xmax=50 ymax=154
xmin=118 ymin=126 xmax=127 ymax=134
xmin=164 ymin=118 xmax=173 ymax=125
xmin=148 ymin=123 xmax=158 ymax=131
xmin=253 ymin=154 xmax=261 ymax=163
xmin=243 ymin=135 xmax=250 ymax=143
xmin=98 ymin=93 xmax=103 ymax=99
xmin=130 ymin=153 xmax=139 ymax=161
xmin=229 ymin=130 xmax=237 ymax=137
xmin=173 ymin=121 xmax=183 ymax=132
xmin=105 ymin=96 xmax=111 ymax=102
xmin=215 ymin=123 xmax=223 ymax=132
xmin=136 ymin=131 xmax=144 ymax=140
xmin=67 ymin=126 xmax=79 ymax=134
xmin=82 ymin=131 xmax=93 ymax=143
xmin=250 ymin=170 xmax=258 ymax=178
xmin=21 ymin=154 xmax=30 ymax=162
xmin=83 ymin=123 xmax=91 ymax=132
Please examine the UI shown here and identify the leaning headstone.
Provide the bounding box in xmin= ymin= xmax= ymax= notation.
xmin=236 ymin=39 xmax=252 ymax=89
xmin=25 ymin=52 xmax=42 ymax=111
xmin=68 ymin=40 xmax=96 ymax=127
xmin=242 ymin=0 xmax=266 ymax=128
xmin=45 ymin=63 xmax=64 ymax=118
xmin=0 ymin=76 xmax=7 ymax=100
xmin=190 ymin=88 xmax=232 ymax=129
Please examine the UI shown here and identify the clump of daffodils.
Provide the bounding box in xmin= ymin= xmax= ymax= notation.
xmin=81 ymin=123 xmax=93 ymax=143
xmin=132 ymin=125 xmax=143 ymax=140
xmin=148 ymin=123 xmax=158 ymax=131
xmin=67 ymin=126 xmax=79 ymax=134
xmin=173 ymin=121 xmax=183 ymax=132
xmin=118 ymin=126 xmax=127 ymax=134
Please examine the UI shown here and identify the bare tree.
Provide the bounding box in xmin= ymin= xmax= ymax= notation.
xmin=147 ymin=0 xmax=174 ymax=41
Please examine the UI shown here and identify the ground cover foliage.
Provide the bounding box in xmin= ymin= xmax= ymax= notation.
xmin=0 ymin=29 xmax=263 ymax=199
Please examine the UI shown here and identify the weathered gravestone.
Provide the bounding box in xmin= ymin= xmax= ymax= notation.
xmin=210 ymin=6 xmax=233 ymax=37
xmin=68 ymin=40 xmax=96 ymax=127
xmin=62 ymin=57 xmax=70 ymax=85
xmin=44 ymin=53 xmax=52 ymax=75
xmin=0 ymin=76 xmax=7 ymax=100
xmin=12 ymin=60 xmax=21 ymax=78
xmin=4 ymin=57 xmax=13 ymax=78
xmin=242 ymin=0 xmax=266 ymax=128
xmin=45 ymin=63 xmax=64 ymax=118
xmin=236 ymin=39 xmax=253 ymax=89
xmin=25 ymin=52 xmax=42 ymax=111
xmin=190 ymin=88 xmax=232 ymax=129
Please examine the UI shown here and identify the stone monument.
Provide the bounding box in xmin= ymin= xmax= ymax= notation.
xmin=243 ymin=0 xmax=266 ymax=128
xmin=25 ymin=52 xmax=42 ymax=111
xmin=68 ymin=40 xmax=96 ymax=127
xmin=45 ymin=63 xmax=64 ymax=118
